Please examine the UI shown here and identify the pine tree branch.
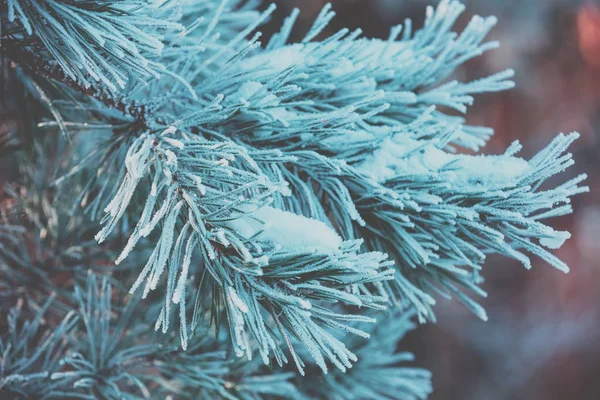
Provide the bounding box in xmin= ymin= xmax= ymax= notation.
xmin=1 ymin=38 xmax=150 ymax=129
xmin=1 ymin=1 xmax=590 ymax=397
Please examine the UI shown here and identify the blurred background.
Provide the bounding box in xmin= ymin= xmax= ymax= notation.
xmin=264 ymin=1 xmax=600 ymax=399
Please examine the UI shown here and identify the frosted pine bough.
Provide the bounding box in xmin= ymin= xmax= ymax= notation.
xmin=0 ymin=0 xmax=588 ymax=398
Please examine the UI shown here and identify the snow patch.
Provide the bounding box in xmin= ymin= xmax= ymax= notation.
xmin=243 ymin=44 xmax=307 ymax=71
xmin=452 ymin=155 xmax=530 ymax=187
xmin=540 ymin=233 xmax=570 ymax=249
xmin=236 ymin=81 xmax=264 ymax=100
xmin=227 ymin=206 xmax=342 ymax=253
xmin=357 ymin=136 xmax=530 ymax=187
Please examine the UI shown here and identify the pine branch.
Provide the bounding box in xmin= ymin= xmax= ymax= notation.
xmin=92 ymin=130 xmax=394 ymax=373
xmin=272 ymin=133 xmax=588 ymax=320
xmin=62 ymin=272 xmax=301 ymax=399
xmin=0 ymin=295 xmax=79 ymax=398
xmin=144 ymin=0 xmax=585 ymax=321
xmin=1 ymin=38 xmax=150 ymax=126
xmin=3 ymin=0 xmax=181 ymax=91
xmin=0 ymin=0 xmax=590 ymax=397
xmin=295 ymin=310 xmax=432 ymax=400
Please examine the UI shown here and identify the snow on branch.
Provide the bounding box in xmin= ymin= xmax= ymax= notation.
xmin=277 ymin=132 xmax=587 ymax=321
xmin=226 ymin=205 xmax=343 ymax=253
xmin=94 ymin=128 xmax=395 ymax=373
xmin=170 ymin=0 xmax=514 ymax=155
